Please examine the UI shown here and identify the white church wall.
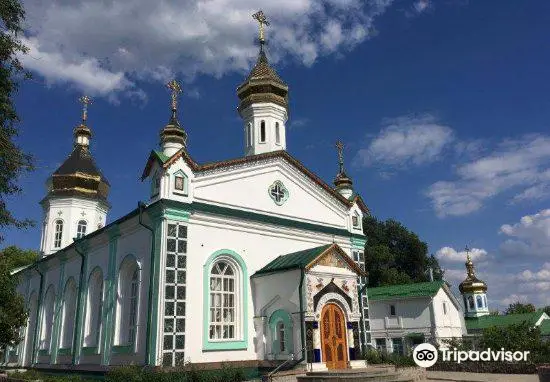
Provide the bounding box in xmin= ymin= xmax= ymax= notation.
xmin=183 ymin=211 xmax=355 ymax=364
xmin=192 ymin=159 xmax=349 ymax=229
xmin=369 ymin=297 xmax=432 ymax=335
xmin=251 ymin=269 xmax=303 ymax=361
xmin=431 ymin=288 xmax=466 ymax=339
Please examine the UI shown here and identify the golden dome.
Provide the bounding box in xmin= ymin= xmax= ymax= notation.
xmin=459 ymin=253 xmax=487 ymax=294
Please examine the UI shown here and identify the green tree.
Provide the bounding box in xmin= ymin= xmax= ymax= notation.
xmin=0 ymin=245 xmax=38 ymax=270
xmin=505 ymin=302 xmax=536 ymax=315
xmin=363 ymin=216 xmax=443 ymax=287
xmin=0 ymin=0 xmax=33 ymax=243
xmin=0 ymin=256 xmax=27 ymax=348
xmin=542 ymin=306 xmax=550 ymax=316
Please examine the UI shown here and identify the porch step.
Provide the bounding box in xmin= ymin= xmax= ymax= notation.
xmin=297 ymin=369 xmax=413 ymax=382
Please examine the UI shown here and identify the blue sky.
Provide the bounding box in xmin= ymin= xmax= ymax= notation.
xmin=5 ymin=0 xmax=550 ymax=310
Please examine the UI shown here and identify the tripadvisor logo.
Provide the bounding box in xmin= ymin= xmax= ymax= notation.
xmin=412 ymin=343 xmax=530 ymax=368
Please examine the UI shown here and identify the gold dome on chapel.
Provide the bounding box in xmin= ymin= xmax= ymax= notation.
xmin=458 ymin=251 xmax=487 ymax=294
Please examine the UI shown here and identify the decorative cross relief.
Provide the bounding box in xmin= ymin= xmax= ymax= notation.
xmin=268 ymin=180 xmax=289 ymax=206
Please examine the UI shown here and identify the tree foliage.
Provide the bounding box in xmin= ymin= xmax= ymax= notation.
xmin=0 ymin=0 xmax=33 ymax=243
xmin=505 ymin=301 xmax=536 ymax=315
xmin=363 ymin=216 xmax=443 ymax=287
xmin=0 ymin=256 xmax=27 ymax=348
xmin=0 ymin=245 xmax=38 ymax=270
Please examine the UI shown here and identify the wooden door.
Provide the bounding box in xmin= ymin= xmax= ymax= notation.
xmin=320 ymin=303 xmax=348 ymax=369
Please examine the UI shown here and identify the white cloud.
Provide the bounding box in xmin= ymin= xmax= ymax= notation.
xmin=427 ymin=134 xmax=550 ymax=217
xmin=499 ymin=209 xmax=550 ymax=258
xmin=436 ymin=246 xmax=487 ymax=263
xmin=19 ymin=0 xmax=405 ymax=97
xmin=355 ymin=114 xmax=454 ymax=168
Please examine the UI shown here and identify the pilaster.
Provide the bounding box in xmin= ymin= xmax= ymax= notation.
xmin=101 ymin=224 xmax=120 ymax=365
xmin=73 ymin=241 xmax=90 ymax=365
xmin=50 ymin=260 xmax=66 ymax=364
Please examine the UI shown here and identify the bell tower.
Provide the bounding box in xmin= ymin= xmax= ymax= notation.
xmin=237 ymin=10 xmax=289 ymax=156
xmin=459 ymin=246 xmax=489 ymax=318
xmin=39 ymin=96 xmax=110 ymax=256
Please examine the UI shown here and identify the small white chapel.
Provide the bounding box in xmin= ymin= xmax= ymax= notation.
xmin=5 ymin=11 xmax=372 ymax=371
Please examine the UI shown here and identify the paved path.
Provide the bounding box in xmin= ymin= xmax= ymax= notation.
xmin=427 ymin=371 xmax=538 ymax=382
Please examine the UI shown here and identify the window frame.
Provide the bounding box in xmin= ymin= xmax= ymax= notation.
xmin=202 ymin=250 xmax=248 ymax=351
xmin=275 ymin=122 xmax=280 ymax=145
xmin=60 ymin=278 xmax=77 ymax=350
xmin=40 ymin=285 xmax=56 ymax=351
xmin=476 ymin=295 xmax=483 ymax=309
xmin=84 ymin=267 xmax=104 ymax=348
xmin=389 ymin=304 xmax=396 ymax=316
xmin=76 ymin=220 xmax=88 ymax=239
xmin=468 ymin=296 xmax=474 ymax=310
xmin=259 ymin=120 xmax=266 ymax=143
xmin=53 ymin=219 xmax=64 ymax=248
xmin=173 ymin=170 xmax=188 ymax=196
xmin=114 ymin=255 xmax=141 ymax=349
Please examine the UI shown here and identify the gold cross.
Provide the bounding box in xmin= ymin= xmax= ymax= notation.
xmin=336 ymin=140 xmax=345 ymax=172
xmin=78 ymin=95 xmax=92 ymax=122
xmin=166 ymin=79 xmax=183 ymax=111
xmin=252 ymin=10 xmax=270 ymax=43
xmin=465 ymin=245 xmax=471 ymax=262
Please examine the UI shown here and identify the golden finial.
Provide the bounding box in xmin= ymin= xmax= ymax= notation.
xmin=465 ymin=245 xmax=475 ymax=277
xmin=252 ymin=10 xmax=270 ymax=46
xmin=78 ymin=95 xmax=92 ymax=123
xmin=166 ymin=79 xmax=183 ymax=112
xmin=336 ymin=140 xmax=345 ymax=173
xmin=465 ymin=245 xmax=471 ymax=262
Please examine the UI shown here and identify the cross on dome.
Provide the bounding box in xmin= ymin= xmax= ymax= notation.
xmin=78 ymin=95 xmax=92 ymax=123
xmin=252 ymin=10 xmax=270 ymax=46
xmin=166 ymin=79 xmax=183 ymax=112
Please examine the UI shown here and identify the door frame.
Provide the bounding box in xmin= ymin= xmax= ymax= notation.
xmin=320 ymin=302 xmax=348 ymax=369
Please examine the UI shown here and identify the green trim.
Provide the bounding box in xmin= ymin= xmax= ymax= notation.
xmin=161 ymin=199 xmax=365 ymax=240
xmin=147 ymin=215 xmax=162 ymax=365
xmin=73 ymin=246 xmax=89 ymax=365
xmin=269 ymin=309 xmax=294 ymax=356
xmin=164 ymin=207 xmax=190 ymax=222
xmin=57 ymin=348 xmax=72 ymax=356
xmin=81 ymin=346 xmax=99 ymax=356
xmin=350 ymin=237 xmax=367 ymax=249
xmin=38 ymin=349 xmax=49 ymax=357
xmin=111 ymin=345 xmax=135 ymax=355
xmin=101 ymin=226 xmax=119 ymax=365
xmin=50 ymin=261 xmax=66 ymax=364
xmin=202 ymin=249 xmax=248 ymax=352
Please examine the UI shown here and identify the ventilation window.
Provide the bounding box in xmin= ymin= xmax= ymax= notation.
xmin=275 ymin=122 xmax=280 ymax=145
xmin=260 ymin=120 xmax=266 ymax=143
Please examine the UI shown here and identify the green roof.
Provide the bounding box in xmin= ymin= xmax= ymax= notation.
xmin=153 ymin=150 xmax=170 ymax=163
xmin=253 ymin=244 xmax=332 ymax=276
xmin=465 ymin=311 xmax=546 ymax=331
xmin=367 ymin=281 xmax=445 ymax=301
xmin=540 ymin=319 xmax=550 ymax=336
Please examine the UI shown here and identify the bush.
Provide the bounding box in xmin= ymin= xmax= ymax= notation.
xmin=364 ymin=349 xmax=416 ymax=368
xmin=8 ymin=370 xmax=95 ymax=381
xmin=105 ymin=364 xmax=245 ymax=382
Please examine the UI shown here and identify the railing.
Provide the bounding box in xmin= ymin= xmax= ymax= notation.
xmin=265 ymin=347 xmax=312 ymax=382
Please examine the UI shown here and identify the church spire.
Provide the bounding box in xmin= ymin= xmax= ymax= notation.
xmin=333 ymin=140 xmax=354 ymax=198
xmin=237 ymin=10 xmax=289 ymax=156
xmin=73 ymin=95 xmax=93 ymax=148
xmin=160 ymin=79 xmax=187 ymax=157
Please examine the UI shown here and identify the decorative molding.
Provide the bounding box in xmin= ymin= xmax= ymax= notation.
xmin=268 ymin=180 xmax=289 ymax=206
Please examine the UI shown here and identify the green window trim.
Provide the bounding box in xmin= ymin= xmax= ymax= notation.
xmin=112 ymin=345 xmax=136 ymax=355
xmin=202 ymin=249 xmax=248 ymax=352
xmin=57 ymin=348 xmax=73 ymax=356
xmin=269 ymin=309 xmax=294 ymax=356
xmin=81 ymin=346 xmax=99 ymax=356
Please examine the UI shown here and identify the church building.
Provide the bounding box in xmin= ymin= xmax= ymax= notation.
xmin=5 ymin=12 xmax=371 ymax=371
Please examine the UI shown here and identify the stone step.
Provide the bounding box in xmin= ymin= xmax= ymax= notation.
xmin=297 ymin=371 xmax=408 ymax=382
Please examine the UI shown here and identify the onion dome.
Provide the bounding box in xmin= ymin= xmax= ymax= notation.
xmin=333 ymin=141 xmax=354 ymax=190
xmin=237 ymin=11 xmax=288 ymax=115
xmin=160 ymin=79 xmax=187 ymax=149
xmin=459 ymin=252 xmax=487 ymax=294
xmin=45 ymin=96 xmax=109 ymax=203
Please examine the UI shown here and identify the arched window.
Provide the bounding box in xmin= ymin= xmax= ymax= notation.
xmin=468 ymin=296 xmax=474 ymax=310
xmin=476 ymin=295 xmax=483 ymax=309
xmin=40 ymin=286 xmax=56 ymax=351
xmin=54 ymin=220 xmax=63 ymax=248
xmin=269 ymin=309 xmax=293 ymax=356
xmin=60 ymin=278 xmax=77 ymax=349
xmin=84 ymin=268 xmax=103 ymax=347
xmin=115 ymin=257 xmax=140 ymax=346
xmin=483 ymin=296 xmax=487 ymax=308
xmin=277 ymin=322 xmax=286 ymax=352
xmin=209 ymin=259 xmax=241 ymax=340
xmin=275 ymin=122 xmax=280 ymax=144
xmin=260 ymin=120 xmax=266 ymax=143
xmin=76 ymin=220 xmax=87 ymax=239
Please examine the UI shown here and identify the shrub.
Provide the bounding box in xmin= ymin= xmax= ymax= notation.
xmin=105 ymin=364 xmax=245 ymax=382
xmin=364 ymin=349 xmax=416 ymax=368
